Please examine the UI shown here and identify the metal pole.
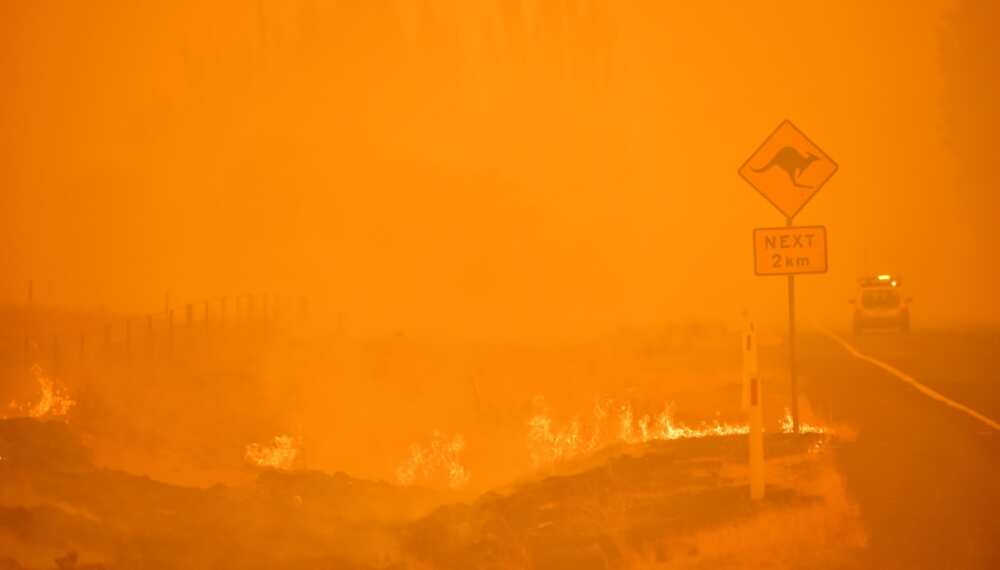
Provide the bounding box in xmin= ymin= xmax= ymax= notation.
xmin=749 ymin=376 xmax=765 ymax=500
xmin=786 ymin=215 xmax=799 ymax=433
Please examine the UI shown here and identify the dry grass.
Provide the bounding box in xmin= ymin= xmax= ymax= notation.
xmin=622 ymin=450 xmax=867 ymax=569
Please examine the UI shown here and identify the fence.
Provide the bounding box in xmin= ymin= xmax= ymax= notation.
xmin=14 ymin=290 xmax=309 ymax=374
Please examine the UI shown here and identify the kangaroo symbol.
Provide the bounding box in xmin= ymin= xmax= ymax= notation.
xmin=752 ymin=146 xmax=818 ymax=189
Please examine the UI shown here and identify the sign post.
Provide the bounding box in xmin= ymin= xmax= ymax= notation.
xmin=749 ymin=374 xmax=765 ymax=500
xmin=786 ymin=219 xmax=798 ymax=433
xmin=740 ymin=120 xmax=837 ymax=433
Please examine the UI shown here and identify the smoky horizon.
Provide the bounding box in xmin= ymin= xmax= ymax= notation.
xmin=1 ymin=1 xmax=997 ymax=340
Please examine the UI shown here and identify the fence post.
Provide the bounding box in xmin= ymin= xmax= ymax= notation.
xmin=125 ymin=320 xmax=132 ymax=361
xmin=104 ymin=324 xmax=112 ymax=359
xmin=52 ymin=335 xmax=60 ymax=373
xmin=168 ymin=309 xmax=174 ymax=358
xmin=203 ymin=301 xmax=213 ymax=344
xmin=298 ymin=296 xmax=309 ymax=322
xmin=147 ymin=315 xmax=154 ymax=360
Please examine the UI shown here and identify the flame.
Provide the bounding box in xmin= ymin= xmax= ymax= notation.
xmin=530 ymin=403 xmax=830 ymax=468
xmin=530 ymin=400 xmax=751 ymax=468
xmin=780 ymin=408 xmax=826 ymax=434
xmin=529 ymin=415 xmax=593 ymax=466
xmin=528 ymin=400 xmax=610 ymax=467
xmin=245 ymin=434 xmax=301 ymax=470
xmin=8 ymin=365 xmax=76 ymax=419
xmin=620 ymin=402 xmax=750 ymax=444
xmin=395 ymin=431 xmax=470 ymax=490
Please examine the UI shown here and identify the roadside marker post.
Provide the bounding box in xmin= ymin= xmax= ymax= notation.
xmin=739 ymin=120 xmax=837 ymax=433
xmin=743 ymin=321 xmax=765 ymax=500
xmin=741 ymin=322 xmax=759 ymax=411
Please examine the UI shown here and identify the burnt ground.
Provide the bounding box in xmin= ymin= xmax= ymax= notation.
xmin=0 ymin=417 xmax=834 ymax=569
xmin=402 ymin=434 xmax=830 ymax=569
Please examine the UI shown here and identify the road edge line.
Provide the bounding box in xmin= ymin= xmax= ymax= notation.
xmin=821 ymin=329 xmax=1000 ymax=432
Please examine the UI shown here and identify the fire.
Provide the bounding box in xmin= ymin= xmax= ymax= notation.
xmin=620 ymin=402 xmax=749 ymax=443
xmin=8 ymin=365 xmax=76 ymax=419
xmin=529 ymin=415 xmax=591 ymax=466
xmin=528 ymin=399 xmax=609 ymax=467
xmin=530 ymin=401 xmax=750 ymax=468
xmin=780 ymin=408 xmax=827 ymax=434
xmin=245 ymin=434 xmax=301 ymax=470
xmin=395 ymin=431 xmax=470 ymax=490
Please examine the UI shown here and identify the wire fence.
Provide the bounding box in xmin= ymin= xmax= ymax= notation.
xmin=7 ymin=290 xmax=309 ymax=374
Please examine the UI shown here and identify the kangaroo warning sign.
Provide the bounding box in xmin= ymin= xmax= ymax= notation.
xmin=753 ymin=226 xmax=828 ymax=275
xmin=739 ymin=120 xmax=838 ymax=220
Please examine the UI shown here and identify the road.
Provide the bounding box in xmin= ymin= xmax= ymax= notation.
xmin=797 ymin=328 xmax=1000 ymax=569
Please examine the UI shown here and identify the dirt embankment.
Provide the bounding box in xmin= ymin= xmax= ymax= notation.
xmin=0 ymin=417 xmax=860 ymax=569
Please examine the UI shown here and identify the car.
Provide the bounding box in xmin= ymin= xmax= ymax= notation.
xmin=850 ymin=274 xmax=912 ymax=334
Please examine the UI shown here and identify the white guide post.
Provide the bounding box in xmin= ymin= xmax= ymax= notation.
xmin=745 ymin=322 xmax=765 ymax=500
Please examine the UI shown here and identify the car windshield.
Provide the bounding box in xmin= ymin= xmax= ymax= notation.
xmin=861 ymin=289 xmax=901 ymax=309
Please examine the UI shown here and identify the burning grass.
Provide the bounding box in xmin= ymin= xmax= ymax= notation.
xmin=780 ymin=407 xmax=827 ymax=435
xmin=244 ymin=434 xmax=302 ymax=470
xmin=528 ymin=400 xmax=830 ymax=471
xmin=6 ymin=365 xmax=75 ymax=420
xmin=395 ymin=431 xmax=470 ymax=490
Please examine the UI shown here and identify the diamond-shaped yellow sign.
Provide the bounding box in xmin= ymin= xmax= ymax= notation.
xmin=739 ymin=120 xmax=838 ymax=220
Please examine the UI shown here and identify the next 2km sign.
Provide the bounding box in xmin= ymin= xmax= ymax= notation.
xmin=753 ymin=226 xmax=828 ymax=276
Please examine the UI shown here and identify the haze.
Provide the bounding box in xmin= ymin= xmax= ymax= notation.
xmin=2 ymin=1 xmax=996 ymax=338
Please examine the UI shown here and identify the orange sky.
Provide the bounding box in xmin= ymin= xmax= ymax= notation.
xmin=1 ymin=0 xmax=996 ymax=338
